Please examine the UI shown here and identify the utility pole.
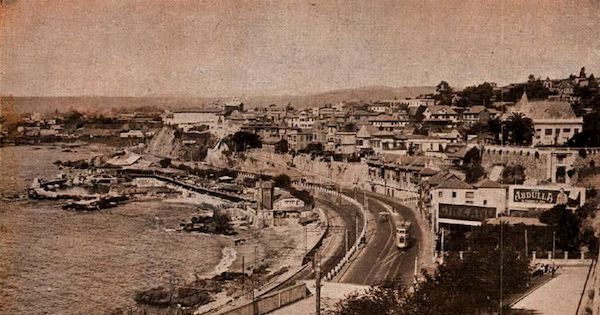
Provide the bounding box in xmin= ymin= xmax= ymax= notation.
xmin=524 ymin=229 xmax=528 ymax=258
xmin=414 ymin=242 xmax=419 ymax=281
xmin=500 ymin=221 xmax=504 ymax=315
xmin=315 ymin=250 xmax=321 ymax=315
xmin=552 ymin=231 xmax=556 ymax=259
xmin=252 ymin=245 xmax=258 ymax=315
xmin=440 ymin=228 xmax=445 ymax=256
xmin=304 ymin=226 xmax=308 ymax=257
xmin=345 ymin=227 xmax=348 ymax=253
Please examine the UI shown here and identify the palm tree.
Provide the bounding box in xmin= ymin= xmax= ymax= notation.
xmin=504 ymin=113 xmax=534 ymax=146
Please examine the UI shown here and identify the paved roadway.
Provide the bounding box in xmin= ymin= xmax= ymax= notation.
xmin=263 ymin=193 xmax=358 ymax=294
xmin=337 ymin=189 xmax=424 ymax=286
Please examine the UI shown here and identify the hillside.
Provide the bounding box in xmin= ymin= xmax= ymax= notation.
xmin=2 ymin=86 xmax=435 ymax=114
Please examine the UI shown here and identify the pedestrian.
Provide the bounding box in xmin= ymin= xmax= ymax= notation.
xmin=551 ymin=266 xmax=557 ymax=278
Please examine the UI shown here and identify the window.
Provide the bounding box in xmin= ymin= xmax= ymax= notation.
xmin=483 ymin=200 xmax=487 ymax=205
xmin=465 ymin=191 xmax=474 ymax=199
xmin=452 ymin=191 xmax=457 ymax=198
xmin=438 ymin=191 xmax=443 ymax=198
xmin=545 ymin=129 xmax=552 ymax=135
xmin=563 ymin=128 xmax=571 ymax=133
xmin=466 ymin=200 xmax=474 ymax=204
xmin=575 ymin=128 xmax=579 ymax=134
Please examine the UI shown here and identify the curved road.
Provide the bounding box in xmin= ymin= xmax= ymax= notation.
xmin=338 ymin=189 xmax=426 ymax=286
xmin=263 ymin=193 xmax=359 ymax=293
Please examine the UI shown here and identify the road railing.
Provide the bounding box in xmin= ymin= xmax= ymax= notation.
xmin=293 ymin=181 xmax=368 ymax=281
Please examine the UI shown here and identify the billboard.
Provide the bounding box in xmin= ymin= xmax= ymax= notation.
xmin=438 ymin=203 xmax=497 ymax=221
xmin=513 ymin=189 xmax=565 ymax=204
xmin=508 ymin=185 xmax=585 ymax=210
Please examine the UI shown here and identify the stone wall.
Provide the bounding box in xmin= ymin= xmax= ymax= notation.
xmin=481 ymin=148 xmax=550 ymax=183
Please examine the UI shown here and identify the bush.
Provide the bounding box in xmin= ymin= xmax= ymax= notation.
xmin=500 ymin=165 xmax=526 ymax=184
xmin=159 ymin=158 xmax=172 ymax=168
xmin=134 ymin=286 xmax=212 ymax=307
xmin=464 ymin=163 xmax=486 ymax=183
xmin=274 ymin=139 xmax=289 ymax=154
xmin=273 ymin=173 xmax=291 ymax=189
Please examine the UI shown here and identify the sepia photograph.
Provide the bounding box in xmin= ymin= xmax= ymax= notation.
xmin=1 ymin=1 xmax=600 ymax=314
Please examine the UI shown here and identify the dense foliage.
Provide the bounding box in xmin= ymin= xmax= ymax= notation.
xmin=500 ymin=165 xmax=526 ymax=184
xmin=461 ymin=147 xmax=486 ymax=183
xmin=539 ymin=203 xmax=599 ymax=254
xmin=225 ymin=131 xmax=262 ymax=152
xmin=502 ymin=113 xmax=534 ymax=146
xmin=335 ymin=223 xmax=530 ymax=315
xmin=274 ymin=139 xmax=289 ymax=154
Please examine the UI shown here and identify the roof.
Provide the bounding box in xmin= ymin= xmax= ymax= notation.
xmin=419 ymin=167 xmax=438 ymax=176
xmin=357 ymin=124 xmax=379 ymax=138
xmin=485 ymin=217 xmax=547 ymax=227
xmin=368 ymin=114 xmax=400 ymax=122
xmin=428 ymin=105 xmax=458 ymax=115
xmin=474 ymin=179 xmax=502 ymax=188
xmin=173 ymin=107 xmax=222 ymax=113
xmin=436 ymin=178 xmax=473 ymax=189
xmin=427 ymin=172 xmax=461 ymax=187
xmin=509 ymin=92 xmax=579 ymax=120
xmin=462 ymin=105 xmax=487 ymax=114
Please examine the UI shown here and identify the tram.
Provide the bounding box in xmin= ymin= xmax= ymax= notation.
xmin=396 ymin=221 xmax=411 ymax=249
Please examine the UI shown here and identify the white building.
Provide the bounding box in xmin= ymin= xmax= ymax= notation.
xmin=507 ymin=92 xmax=583 ymax=146
xmin=430 ymin=179 xmax=506 ymax=231
xmin=163 ymin=108 xmax=222 ymax=126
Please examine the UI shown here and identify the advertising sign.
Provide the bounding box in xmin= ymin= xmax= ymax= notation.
xmin=508 ymin=185 xmax=585 ymax=210
xmin=439 ymin=204 xmax=496 ymax=221
xmin=512 ymin=189 xmax=567 ymax=204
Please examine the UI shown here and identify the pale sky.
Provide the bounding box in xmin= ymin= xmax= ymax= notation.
xmin=1 ymin=0 xmax=599 ymax=97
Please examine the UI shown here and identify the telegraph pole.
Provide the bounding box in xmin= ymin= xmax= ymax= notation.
xmin=242 ymin=256 xmax=245 ymax=295
xmin=304 ymin=226 xmax=308 ymax=257
xmin=552 ymin=231 xmax=556 ymax=259
xmin=524 ymin=229 xmax=528 ymax=258
xmin=345 ymin=227 xmax=348 ymax=253
xmin=315 ymin=250 xmax=321 ymax=315
xmin=500 ymin=221 xmax=504 ymax=315
xmin=252 ymin=245 xmax=258 ymax=314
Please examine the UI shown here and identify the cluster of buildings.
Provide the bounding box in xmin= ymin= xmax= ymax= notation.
xmin=165 ymin=97 xmax=505 ymax=157
xmin=365 ymin=144 xmax=597 ymax=234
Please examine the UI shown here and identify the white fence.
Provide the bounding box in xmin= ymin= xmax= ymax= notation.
xmin=294 ymin=181 xmax=368 ymax=281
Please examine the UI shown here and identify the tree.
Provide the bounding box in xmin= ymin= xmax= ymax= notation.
xmin=539 ymin=204 xmax=581 ymax=252
xmin=435 ymin=81 xmax=454 ymax=105
xmin=500 ymin=165 xmax=526 ymax=184
xmin=274 ymin=139 xmax=289 ymax=154
xmin=504 ymin=112 xmax=534 ymax=145
xmin=335 ymin=280 xmax=406 ymax=315
xmin=463 ymin=147 xmax=481 ymax=166
xmin=589 ymin=74 xmax=598 ymax=90
xmin=567 ymin=110 xmax=600 ymax=147
xmin=580 ymin=66 xmax=586 ymax=78
xmin=458 ymin=82 xmax=495 ymax=107
xmin=461 ymin=147 xmax=486 ymax=183
xmin=273 ymin=173 xmax=291 ymax=189
xmin=335 ymin=223 xmax=531 ymax=315
xmin=464 ymin=163 xmax=486 ymax=183
xmin=227 ymin=131 xmax=262 ymax=152
xmin=0 ymin=95 xmax=22 ymax=138
xmin=159 ymin=158 xmax=172 ymax=168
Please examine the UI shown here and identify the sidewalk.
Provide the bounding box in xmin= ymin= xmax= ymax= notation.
xmin=512 ymin=266 xmax=591 ymax=314
xmin=270 ymin=281 xmax=370 ymax=315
